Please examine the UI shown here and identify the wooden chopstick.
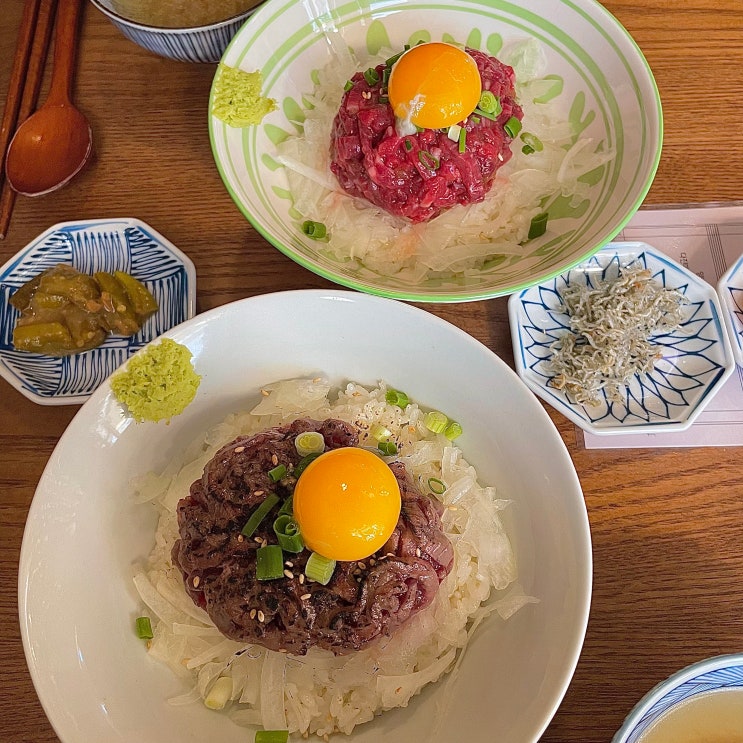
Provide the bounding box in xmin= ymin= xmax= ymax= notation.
xmin=0 ymin=0 xmax=58 ymax=240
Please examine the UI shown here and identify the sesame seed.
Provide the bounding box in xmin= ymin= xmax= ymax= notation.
xmin=254 ymin=490 xmax=264 ymax=497
xmin=237 ymin=534 xmax=244 ymax=542
xmin=234 ymin=446 xmax=245 ymax=453
xmin=250 ymin=609 xmax=257 ymax=619
xmin=299 ymin=574 xmax=305 ymax=584
xmin=415 ymin=548 xmax=422 ymax=557
xmin=353 ymin=568 xmax=362 ymax=576
xmin=313 ymin=377 xmax=322 ymax=383
xmin=448 ymin=505 xmax=458 ymax=511
xmin=255 ymin=536 xmax=264 ymax=544
xmin=279 ymin=648 xmax=287 ymax=653
xmin=271 ymin=454 xmax=279 ymax=466
xmin=258 ymin=611 xmax=265 ymax=622
xmin=386 ymin=552 xmax=395 ymax=558
xmin=192 ymin=576 xmax=200 ymax=588
xmin=300 ymin=593 xmax=311 ymax=600
xmin=146 ymin=640 xmax=152 ymax=650
xmin=285 ymin=561 xmax=294 ymax=568
xmin=357 ymin=562 xmax=366 ymax=569
xmin=369 ymin=558 xmax=376 ymax=566
xmin=284 ymin=569 xmax=294 ymax=579
xmin=261 ymin=389 xmax=270 ymax=396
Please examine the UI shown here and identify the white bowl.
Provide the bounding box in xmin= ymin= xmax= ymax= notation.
xmin=209 ymin=0 xmax=662 ymax=302
xmin=612 ymin=653 xmax=743 ymax=742
xmin=717 ymin=254 xmax=743 ymax=367
xmin=19 ymin=290 xmax=591 ymax=743
xmin=508 ymin=242 xmax=735 ymax=435
xmin=0 ymin=217 xmax=196 ymax=405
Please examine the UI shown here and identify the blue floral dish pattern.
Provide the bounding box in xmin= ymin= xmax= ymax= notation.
xmin=612 ymin=654 xmax=743 ymax=742
xmin=508 ymin=242 xmax=735 ymax=435
xmin=0 ymin=218 xmax=196 ymax=405
xmin=716 ymin=253 xmax=743 ymax=367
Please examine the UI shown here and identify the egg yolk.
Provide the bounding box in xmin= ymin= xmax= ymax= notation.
xmin=388 ymin=42 xmax=482 ymax=130
xmin=293 ymin=447 xmax=402 ymax=562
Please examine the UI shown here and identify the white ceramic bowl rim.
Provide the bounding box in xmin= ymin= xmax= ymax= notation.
xmin=88 ymin=0 xmax=259 ymax=33
xmin=612 ymin=652 xmax=743 ymax=742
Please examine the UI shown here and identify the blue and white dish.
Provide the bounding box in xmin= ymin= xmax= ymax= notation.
xmin=612 ymin=653 xmax=743 ymax=742
xmin=0 ymin=218 xmax=196 ymax=406
xmin=88 ymin=0 xmax=261 ymax=63
xmin=508 ymin=242 xmax=735 ymax=435
xmin=717 ymin=255 xmax=743 ymax=367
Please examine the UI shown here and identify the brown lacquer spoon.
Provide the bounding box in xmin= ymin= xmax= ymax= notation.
xmin=5 ymin=0 xmax=92 ymax=197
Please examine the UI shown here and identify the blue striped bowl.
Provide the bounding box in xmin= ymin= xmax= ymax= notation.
xmin=88 ymin=1 xmax=261 ymax=63
xmin=0 ymin=218 xmax=196 ymax=405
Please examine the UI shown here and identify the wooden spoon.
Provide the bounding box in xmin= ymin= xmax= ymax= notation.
xmin=5 ymin=0 xmax=93 ymax=197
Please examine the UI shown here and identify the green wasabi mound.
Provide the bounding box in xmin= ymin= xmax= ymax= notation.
xmin=212 ymin=63 xmax=277 ymax=127
xmin=111 ymin=338 xmax=201 ymax=423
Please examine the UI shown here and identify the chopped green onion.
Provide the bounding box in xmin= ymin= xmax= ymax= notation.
xmin=418 ymin=150 xmax=439 ymax=170
xmin=343 ymin=80 xmax=353 ymax=92
xmin=305 ymin=552 xmax=336 ymax=585
xmin=382 ymin=67 xmax=391 ymax=85
xmin=295 ymin=431 xmax=325 ymax=457
xmin=444 ymin=421 xmax=463 ymax=440
xmin=520 ymin=132 xmax=543 ymax=152
xmin=378 ymin=441 xmax=398 ymax=456
xmin=278 ymin=495 xmax=293 ymax=516
xmin=379 ymin=95 xmax=389 ymax=104
xmin=504 ymin=116 xmax=522 ymax=138
xmin=273 ymin=515 xmax=304 ymax=553
xmin=268 ymin=464 xmax=287 ymax=483
xmin=470 ymin=114 xmax=481 ymax=124
xmin=473 ymin=107 xmax=497 ymax=121
xmin=403 ymin=139 xmax=413 ymax=152
xmin=385 ymin=388 xmax=409 ymax=408
xmin=447 ymin=124 xmax=461 ymax=142
xmin=241 ymin=493 xmax=280 ymax=537
xmin=478 ymin=90 xmax=502 ymax=115
xmin=458 ymin=126 xmax=467 ymax=153
xmin=255 ymin=732 xmax=289 ymax=743
xmin=424 ymin=410 xmax=448 ymax=434
xmin=294 ymin=452 xmax=321 ymax=479
xmin=205 ymin=676 xmax=232 ymax=710
xmin=369 ymin=422 xmax=393 ymax=441
xmin=385 ymin=49 xmax=405 ymax=66
xmin=301 ymin=220 xmax=327 ymax=240
xmin=135 ymin=616 xmax=153 ymax=639
xmin=428 ymin=477 xmax=446 ymax=495
xmin=363 ymin=67 xmax=379 ymax=85
xmin=522 ymin=144 xmax=535 ymax=155
xmin=256 ymin=544 xmax=285 ymax=581
xmin=528 ymin=212 xmax=549 ymax=240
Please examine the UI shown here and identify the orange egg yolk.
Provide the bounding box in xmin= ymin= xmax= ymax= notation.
xmin=292 ymin=447 xmax=402 ymax=562
xmin=388 ymin=42 xmax=482 ymax=130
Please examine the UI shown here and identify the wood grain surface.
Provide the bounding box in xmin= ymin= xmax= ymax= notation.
xmin=1 ymin=1 xmax=742 ymax=741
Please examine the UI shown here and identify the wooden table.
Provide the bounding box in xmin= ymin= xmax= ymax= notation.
xmin=2 ymin=2 xmax=742 ymax=741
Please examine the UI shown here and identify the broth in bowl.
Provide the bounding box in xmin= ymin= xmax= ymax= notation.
xmin=107 ymin=0 xmax=262 ymax=27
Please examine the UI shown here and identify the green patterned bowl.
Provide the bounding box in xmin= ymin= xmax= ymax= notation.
xmin=209 ymin=0 xmax=662 ymax=302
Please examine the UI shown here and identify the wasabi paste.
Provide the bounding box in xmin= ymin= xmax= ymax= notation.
xmin=111 ymin=338 xmax=201 ymax=423
xmin=212 ymin=63 xmax=277 ymax=127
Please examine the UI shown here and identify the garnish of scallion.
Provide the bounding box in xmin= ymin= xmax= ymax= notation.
xmin=369 ymin=422 xmax=393 ymax=442
xmin=135 ymin=616 xmax=153 ymax=639
xmin=378 ymin=440 xmax=398 ymax=456
xmin=204 ymin=676 xmax=233 ymax=710
xmin=241 ymin=493 xmax=280 ymax=537
xmin=305 ymin=552 xmax=336 ymax=585
xmin=256 ymin=544 xmax=285 ymax=581
xmin=295 ymin=431 xmax=325 ymax=457
xmin=424 ymin=410 xmax=448 ymax=434
xmin=478 ymin=90 xmax=502 ymax=116
xmin=458 ymin=127 xmax=467 ymax=153
xmin=255 ymin=730 xmax=290 ymax=743
xmin=428 ymin=477 xmax=447 ymax=495
xmin=273 ymin=514 xmax=304 ymax=553
xmin=504 ymin=116 xmax=522 ymax=138
xmin=293 ymin=452 xmax=321 ymax=479
xmin=520 ymin=131 xmax=544 ymax=156
xmin=528 ymin=212 xmax=549 ymax=240
xmin=268 ymin=464 xmax=287 ymax=483
xmin=385 ymin=388 xmax=409 ymax=408
xmin=444 ymin=421 xmax=463 ymax=440
xmin=363 ymin=67 xmax=380 ymax=86
xmin=418 ymin=150 xmax=439 ymax=170
xmin=301 ymin=220 xmax=327 ymax=240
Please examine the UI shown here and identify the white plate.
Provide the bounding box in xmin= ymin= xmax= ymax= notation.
xmin=0 ymin=218 xmax=196 ymax=404
xmin=509 ymin=242 xmax=735 ymax=435
xmin=19 ymin=290 xmax=591 ymax=743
